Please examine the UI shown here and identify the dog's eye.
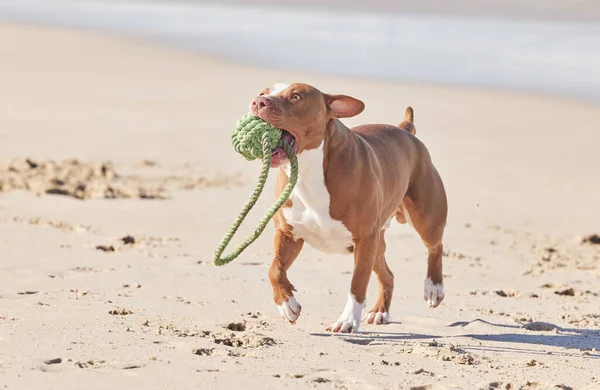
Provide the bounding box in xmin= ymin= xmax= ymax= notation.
xmin=292 ymin=92 xmax=301 ymax=100
xmin=259 ymin=92 xmax=265 ymax=96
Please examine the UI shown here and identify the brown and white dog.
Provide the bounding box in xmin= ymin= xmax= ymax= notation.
xmin=249 ymin=83 xmax=447 ymax=333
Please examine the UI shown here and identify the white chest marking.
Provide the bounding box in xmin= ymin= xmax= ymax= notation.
xmin=282 ymin=144 xmax=353 ymax=254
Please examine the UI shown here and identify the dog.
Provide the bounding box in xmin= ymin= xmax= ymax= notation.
xmin=249 ymin=83 xmax=447 ymax=333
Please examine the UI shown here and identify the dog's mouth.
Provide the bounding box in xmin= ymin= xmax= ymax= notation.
xmin=270 ymin=129 xmax=298 ymax=168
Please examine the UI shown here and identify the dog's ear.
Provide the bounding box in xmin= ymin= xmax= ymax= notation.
xmin=325 ymin=94 xmax=365 ymax=118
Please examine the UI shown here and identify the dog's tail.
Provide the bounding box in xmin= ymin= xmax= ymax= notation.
xmin=398 ymin=107 xmax=416 ymax=135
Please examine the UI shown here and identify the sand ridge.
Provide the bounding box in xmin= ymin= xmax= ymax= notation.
xmin=1 ymin=158 xmax=245 ymax=200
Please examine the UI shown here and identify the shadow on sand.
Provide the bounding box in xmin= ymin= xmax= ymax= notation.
xmin=311 ymin=318 xmax=600 ymax=358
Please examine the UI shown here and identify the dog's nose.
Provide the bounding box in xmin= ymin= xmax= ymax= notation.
xmin=251 ymin=96 xmax=270 ymax=110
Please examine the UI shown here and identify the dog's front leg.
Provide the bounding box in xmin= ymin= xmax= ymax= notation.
xmin=327 ymin=232 xmax=379 ymax=333
xmin=269 ymin=229 xmax=304 ymax=324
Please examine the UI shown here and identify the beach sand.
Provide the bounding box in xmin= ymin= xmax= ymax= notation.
xmin=1 ymin=22 xmax=600 ymax=389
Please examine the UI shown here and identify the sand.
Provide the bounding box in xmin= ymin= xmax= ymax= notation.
xmin=1 ymin=22 xmax=599 ymax=390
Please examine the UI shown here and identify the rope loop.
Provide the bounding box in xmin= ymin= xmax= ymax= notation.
xmin=213 ymin=114 xmax=298 ymax=266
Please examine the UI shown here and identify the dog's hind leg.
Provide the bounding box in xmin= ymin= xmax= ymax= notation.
xmin=363 ymin=230 xmax=393 ymax=325
xmin=402 ymin=167 xmax=448 ymax=308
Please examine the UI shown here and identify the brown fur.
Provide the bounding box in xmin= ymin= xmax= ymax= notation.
xmin=250 ymin=83 xmax=447 ymax=331
xmin=398 ymin=106 xmax=416 ymax=135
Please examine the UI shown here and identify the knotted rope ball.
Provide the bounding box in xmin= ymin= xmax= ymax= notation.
xmin=232 ymin=115 xmax=283 ymax=161
xmin=213 ymin=114 xmax=298 ymax=266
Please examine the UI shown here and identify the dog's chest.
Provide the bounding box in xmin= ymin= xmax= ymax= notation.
xmin=282 ymin=145 xmax=353 ymax=254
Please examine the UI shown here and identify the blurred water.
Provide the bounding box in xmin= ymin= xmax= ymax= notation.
xmin=1 ymin=0 xmax=600 ymax=102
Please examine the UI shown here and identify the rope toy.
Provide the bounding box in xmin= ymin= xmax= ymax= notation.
xmin=213 ymin=114 xmax=298 ymax=266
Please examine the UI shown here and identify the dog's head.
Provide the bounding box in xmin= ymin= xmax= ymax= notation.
xmin=249 ymin=83 xmax=364 ymax=167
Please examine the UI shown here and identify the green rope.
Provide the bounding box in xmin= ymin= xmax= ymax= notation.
xmin=213 ymin=114 xmax=298 ymax=266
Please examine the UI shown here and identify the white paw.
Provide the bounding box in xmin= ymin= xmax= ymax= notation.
xmin=326 ymin=292 xmax=365 ymax=333
xmin=424 ymin=278 xmax=444 ymax=308
xmin=277 ymin=297 xmax=301 ymax=324
xmin=362 ymin=311 xmax=390 ymax=325
xmin=327 ymin=319 xmax=356 ymax=333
